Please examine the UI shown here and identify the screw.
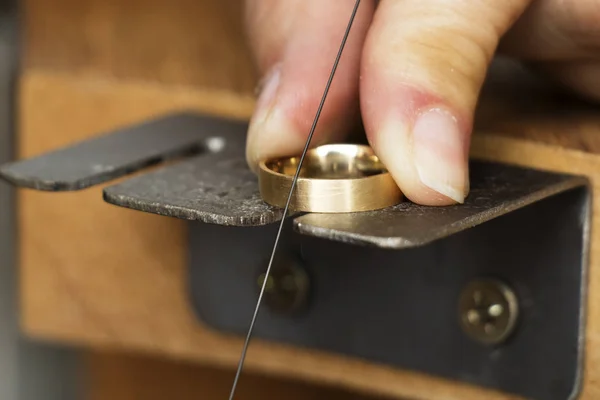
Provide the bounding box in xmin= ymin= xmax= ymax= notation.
xmin=256 ymin=258 xmax=310 ymax=315
xmin=458 ymin=279 xmax=519 ymax=345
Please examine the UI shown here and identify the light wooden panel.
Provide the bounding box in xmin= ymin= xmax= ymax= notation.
xmin=85 ymin=350 xmax=383 ymax=400
xmin=23 ymin=0 xmax=258 ymax=93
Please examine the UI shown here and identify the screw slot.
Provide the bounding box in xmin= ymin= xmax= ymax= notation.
xmin=458 ymin=279 xmax=519 ymax=345
xmin=256 ymin=257 xmax=310 ymax=315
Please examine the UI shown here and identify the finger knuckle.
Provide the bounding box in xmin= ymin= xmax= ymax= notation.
xmin=384 ymin=24 xmax=493 ymax=104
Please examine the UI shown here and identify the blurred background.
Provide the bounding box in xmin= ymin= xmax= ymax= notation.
xmin=0 ymin=1 xmax=82 ymax=399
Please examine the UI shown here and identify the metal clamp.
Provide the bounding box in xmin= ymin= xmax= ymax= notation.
xmin=0 ymin=112 xmax=591 ymax=400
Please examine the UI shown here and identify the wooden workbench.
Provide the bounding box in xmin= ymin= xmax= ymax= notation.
xmin=17 ymin=0 xmax=600 ymax=398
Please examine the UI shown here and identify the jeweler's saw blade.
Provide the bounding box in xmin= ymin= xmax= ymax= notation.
xmin=227 ymin=1 xmax=363 ymax=398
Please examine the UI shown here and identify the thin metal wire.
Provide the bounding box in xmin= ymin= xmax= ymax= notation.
xmin=227 ymin=1 xmax=362 ymax=398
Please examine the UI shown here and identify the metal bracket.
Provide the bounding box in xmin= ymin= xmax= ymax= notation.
xmin=0 ymin=112 xmax=591 ymax=400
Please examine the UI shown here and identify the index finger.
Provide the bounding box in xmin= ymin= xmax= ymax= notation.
xmin=244 ymin=0 xmax=375 ymax=171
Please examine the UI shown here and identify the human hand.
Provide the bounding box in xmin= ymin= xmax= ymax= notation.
xmin=243 ymin=0 xmax=600 ymax=205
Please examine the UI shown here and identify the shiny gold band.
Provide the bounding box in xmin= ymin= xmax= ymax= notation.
xmin=258 ymin=144 xmax=403 ymax=213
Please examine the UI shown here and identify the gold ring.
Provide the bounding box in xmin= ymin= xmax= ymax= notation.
xmin=258 ymin=144 xmax=403 ymax=213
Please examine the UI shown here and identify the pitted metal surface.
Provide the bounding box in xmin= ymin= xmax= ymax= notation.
xmin=294 ymin=162 xmax=589 ymax=248
xmin=104 ymin=144 xmax=588 ymax=245
xmin=103 ymin=147 xmax=286 ymax=226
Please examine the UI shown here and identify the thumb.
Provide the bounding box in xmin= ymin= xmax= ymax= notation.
xmin=361 ymin=0 xmax=532 ymax=205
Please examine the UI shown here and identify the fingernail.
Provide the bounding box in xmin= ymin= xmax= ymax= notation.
xmin=412 ymin=107 xmax=469 ymax=203
xmin=246 ymin=66 xmax=305 ymax=172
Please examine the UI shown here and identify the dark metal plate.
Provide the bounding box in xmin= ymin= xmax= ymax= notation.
xmin=103 ymin=147 xmax=284 ymax=226
xmin=295 ymin=162 xmax=589 ymax=248
xmin=0 ymin=112 xmax=247 ymax=190
xmin=188 ymin=184 xmax=590 ymax=400
xmin=103 ymin=147 xmax=588 ymax=247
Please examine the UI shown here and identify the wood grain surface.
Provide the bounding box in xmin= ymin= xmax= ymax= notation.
xmin=16 ymin=0 xmax=600 ymax=399
xmin=85 ymin=350 xmax=383 ymax=400
xmin=23 ymin=0 xmax=258 ymax=94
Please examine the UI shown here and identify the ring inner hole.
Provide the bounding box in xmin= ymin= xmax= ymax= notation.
xmin=267 ymin=147 xmax=387 ymax=179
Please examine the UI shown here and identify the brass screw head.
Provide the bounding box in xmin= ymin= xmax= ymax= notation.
xmin=458 ymin=279 xmax=519 ymax=345
xmin=257 ymin=259 xmax=310 ymax=315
